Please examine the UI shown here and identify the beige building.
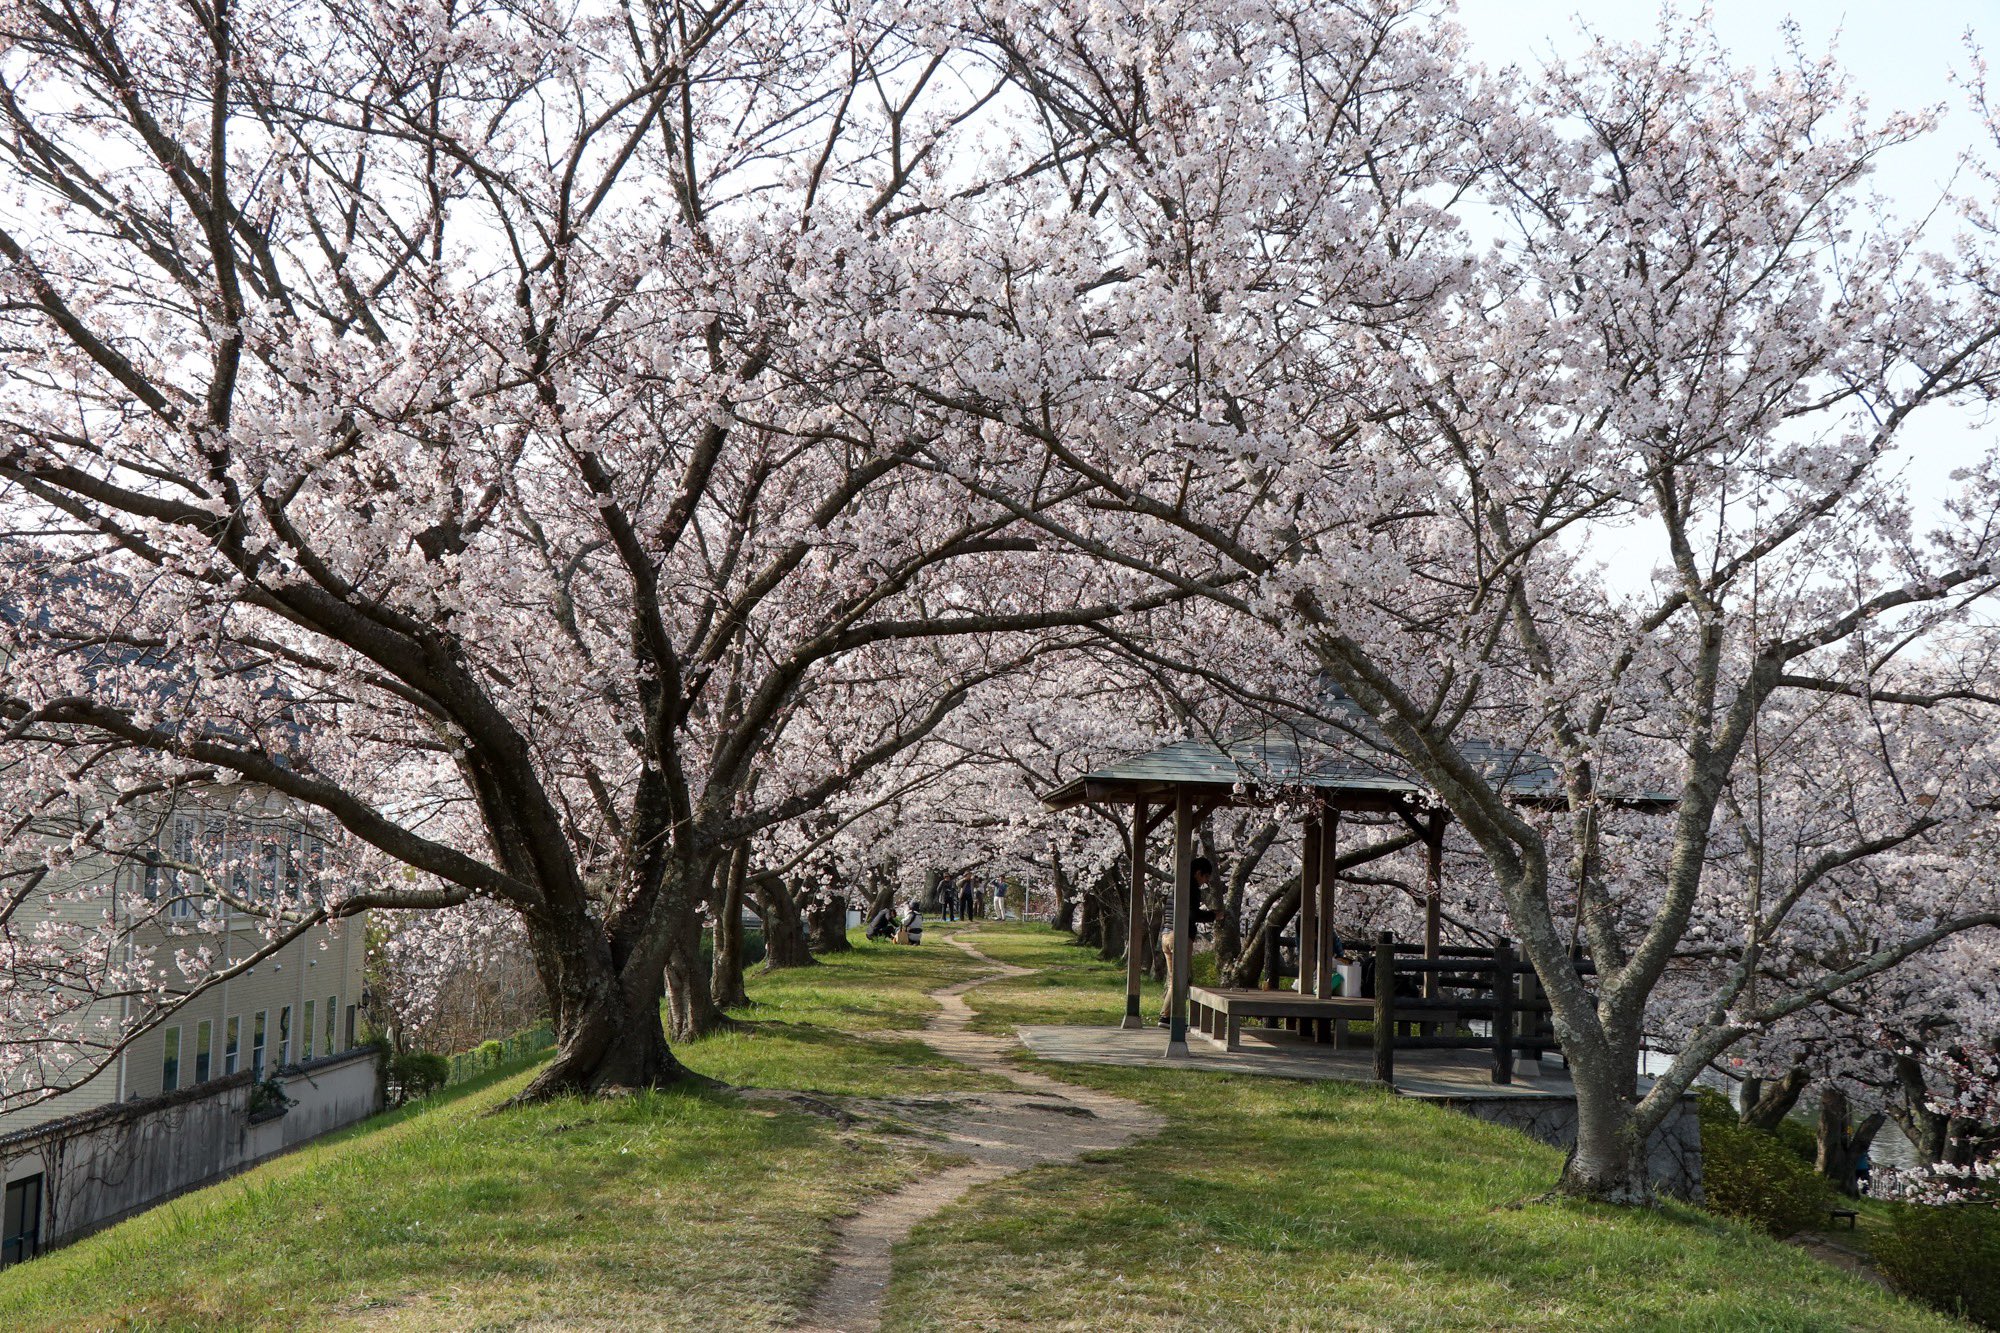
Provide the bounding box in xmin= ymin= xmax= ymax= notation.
xmin=1 ymin=786 xmax=368 ymax=1266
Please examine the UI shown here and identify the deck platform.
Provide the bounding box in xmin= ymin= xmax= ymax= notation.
xmin=1186 ymin=985 xmax=1460 ymax=1053
xmin=1016 ymin=1021 xmax=1578 ymax=1100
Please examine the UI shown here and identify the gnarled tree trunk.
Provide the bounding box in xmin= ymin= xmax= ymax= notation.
xmin=807 ymin=890 xmax=852 ymax=953
xmin=759 ymin=876 xmax=817 ymax=970
xmin=710 ymin=843 xmax=751 ymax=1012
xmin=1050 ymin=847 xmax=1079 ymax=934
xmin=1816 ymin=1087 xmax=1885 ymax=1197
xmin=517 ymin=908 xmax=702 ymax=1100
xmin=1740 ymin=1065 xmax=1811 ymax=1130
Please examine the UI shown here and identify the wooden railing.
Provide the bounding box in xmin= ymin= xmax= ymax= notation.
xmin=1366 ymin=931 xmax=1595 ymax=1085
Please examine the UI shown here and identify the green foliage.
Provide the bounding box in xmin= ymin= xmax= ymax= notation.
xmin=1695 ymin=1090 xmax=1835 ymax=1236
xmin=443 ymin=1024 xmax=555 ymax=1086
xmin=244 ymin=1079 xmax=292 ymax=1121
xmin=1872 ymin=1202 xmax=2000 ymax=1328
xmin=390 ymin=1050 xmax=450 ymax=1104
xmin=1770 ymin=1114 xmax=1819 ymax=1165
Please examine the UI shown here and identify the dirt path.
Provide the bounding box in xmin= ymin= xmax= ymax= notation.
xmin=792 ymin=931 xmax=1161 ymax=1333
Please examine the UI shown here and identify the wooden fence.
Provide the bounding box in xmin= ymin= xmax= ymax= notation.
xmin=1366 ymin=932 xmax=1596 ymax=1085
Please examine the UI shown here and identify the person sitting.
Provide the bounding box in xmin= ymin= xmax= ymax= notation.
xmin=900 ymin=903 xmax=925 ymax=945
xmin=865 ymin=905 xmax=896 ymax=942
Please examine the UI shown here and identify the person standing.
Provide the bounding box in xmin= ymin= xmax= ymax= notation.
xmin=1159 ymin=856 xmax=1220 ymax=1025
xmin=938 ymin=874 xmax=956 ymax=922
xmin=958 ymin=877 xmax=976 ymax=923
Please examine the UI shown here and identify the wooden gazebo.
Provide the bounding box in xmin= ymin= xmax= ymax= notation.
xmin=1040 ymin=699 xmax=1575 ymax=1057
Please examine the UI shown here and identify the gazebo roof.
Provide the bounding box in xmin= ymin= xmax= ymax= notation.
xmin=1041 ymin=688 xmax=1672 ymax=814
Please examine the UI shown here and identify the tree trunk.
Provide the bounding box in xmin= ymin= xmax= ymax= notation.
xmin=1051 ymin=849 xmax=1078 ymax=934
xmin=1557 ymin=1065 xmax=1655 ymax=1205
xmin=1227 ymin=879 xmax=1298 ymax=988
xmin=1816 ymin=1087 xmax=1885 ymax=1197
xmin=759 ymin=876 xmax=817 ymax=970
xmin=1095 ymin=865 xmax=1126 ymax=962
xmin=516 ymin=913 xmax=703 ymax=1100
xmin=710 ymin=843 xmax=751 ymax=1012
xmin=1075 ymin=869 xmax=1100 ymax=947
xmin=1741 ymin=1065 xmax=1810 ymax=1130
xmin=807 ymin=890 xmax=852 ymax=953
xmin=664 ymin=915 xmax=730 ymax=1041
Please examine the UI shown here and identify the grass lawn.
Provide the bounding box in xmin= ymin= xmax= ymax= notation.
xmin=0 ymin=922 xmax=1963 ymax=1331
xmin=0 ymin=1059 xmax=926 ymax=1332
xmin=695 ymin=937 xmax=1013 ymax=1098
xmin=0 ymin=942 xmax=988 ymax=1332
xmin=886 ymin=924 xmax=1956 ymax=1332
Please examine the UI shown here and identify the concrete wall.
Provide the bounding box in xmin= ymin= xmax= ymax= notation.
xmin=0 ymin=1047 xmax=381 ymax=1257
xmin=1432 ymin=1092 xmax=1704 ymax=1203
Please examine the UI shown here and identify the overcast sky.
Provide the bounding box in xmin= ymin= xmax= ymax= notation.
xmin=1446 ymin=1 xmax=1999 ymax=593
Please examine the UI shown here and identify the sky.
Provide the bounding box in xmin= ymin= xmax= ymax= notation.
xmin=1447 ymin=1 xmax=2000 ymax=596
xmin=1455 ymin=0 xmax=1991 ymax=206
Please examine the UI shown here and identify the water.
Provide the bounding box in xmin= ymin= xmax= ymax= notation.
xmin=1636 ymin=1047 xmax=1925 ymax=1169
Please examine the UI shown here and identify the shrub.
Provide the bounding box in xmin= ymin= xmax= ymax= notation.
xmin=1872 ymin=1202 xmax=2000 ymax=1328
xmin=1696 ymin=1090 xmax=1835 ymax=1235
xmin=476 ymin=1038 xmax=505 ymax=1066
xmin=390 ymin=1051 xmax=450 ymax=1105
xmin=245 ymin=1078 xmax=293 ymax=1121
xmin=1770 ymin=1115 xmax=1818 ymax=1165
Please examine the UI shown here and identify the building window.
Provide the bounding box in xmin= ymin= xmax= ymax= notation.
xmin=194 ymin=1020 xmax=212 ymax=1083
xmin=278 ymin=1005 xmax=291 ymax=1068
xmin=302 ymin=1001 xmax=315 ymax=1062
xmin=2 ymin=1174 xmax=41 ymax=1268
xmin=161 ymin=1027 xmax=181 ymax=1093
xmin=251 ymin=1011 xmax=267 ymax=1080
xmin=168 ymin=815 xmax=201 ymax=918
xmin=258 ymin=835 xmax=282 ymax=901
xmin=325 ymin=996 xmax=337 ymax=1054
xmin=224 ymin=1016 xmax=240 ymax=1076
xmin=344 ymin=1004 xmax=357 ymax=1050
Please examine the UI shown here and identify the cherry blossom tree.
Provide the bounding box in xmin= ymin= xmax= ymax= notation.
xmin=0 ymin=0 xmax=1161 ymax=1101
xmin=878 ymin=1 xmax=2000 ymax=1201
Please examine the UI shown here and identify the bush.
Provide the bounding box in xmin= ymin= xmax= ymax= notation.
xmin=245 ymin=1078 xmax=292 ymax=1122
xmin=1770 ymin=1114 xmax=1818 ymax=1165
xmin=390 ymin=1051 xmax=450 ymax=1105
xmin=1696 ymin=1090 xmax=1835 ymax=1235
xmin=1872 ymin=1202 xmax=2000 ymax=1328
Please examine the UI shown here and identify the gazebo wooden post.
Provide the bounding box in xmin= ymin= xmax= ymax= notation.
xmin=1122 ymin=800 xmax=1149 ymax=1030
xmin=1316 ymin=813 xmax=1339 ymax=1004
xmin=1298 ymin=811 xmax=1321 ymax=1006
xmin=1165 ymin=791 xmax=1195 ymax=1056
xmin=1423 ymin=809 xmax=1445 ymax=1035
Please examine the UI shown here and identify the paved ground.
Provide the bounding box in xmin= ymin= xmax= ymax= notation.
xmin=792 ymin=932 xmax=1162 ymax=1333
xmin=1017 ymin=1021 xmax=1584 ymax=1100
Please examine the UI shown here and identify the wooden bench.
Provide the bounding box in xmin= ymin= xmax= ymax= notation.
xmin=1186 ymin=986 xmax=1457 ymax=1052
xmin=1828 ymin=1208 xmax=1858 ymax=1230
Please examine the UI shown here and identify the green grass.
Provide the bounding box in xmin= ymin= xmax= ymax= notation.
xmin=0 ymin=940 xmax=977 ymax=1332
xmin=692 ymin=937 xmax=1013 ymax=1098
xmin=887 ymin=924 xmax=1955 ymax=1332
xmin=0 ymin=1059 xmax=924 ymax=1332
xmin=0 ymin=923 xmax=1961 ymax=1331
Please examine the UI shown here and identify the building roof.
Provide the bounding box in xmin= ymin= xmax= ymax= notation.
xmin=1041 ymin=686 xmax=1672 ymax=814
